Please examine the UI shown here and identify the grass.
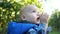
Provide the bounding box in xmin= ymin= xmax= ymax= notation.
xmin=50 ymin=31 xmax=60 ymax=34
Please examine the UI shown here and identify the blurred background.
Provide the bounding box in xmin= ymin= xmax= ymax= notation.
xmin=0 ymin=0 xmax=60 ymax=34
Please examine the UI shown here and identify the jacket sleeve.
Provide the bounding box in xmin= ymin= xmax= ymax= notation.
xmin=26 ymin=28 xmax=45 ymax=34
xmin=26 ymin=28 xmax=37 ymax=34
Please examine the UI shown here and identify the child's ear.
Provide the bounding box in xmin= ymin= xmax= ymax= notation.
xmin=21 ymin=15 xmax=26 ymax=20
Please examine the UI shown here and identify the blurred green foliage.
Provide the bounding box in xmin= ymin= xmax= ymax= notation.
xmin=49 ymin=9 xmax=60 ymax=31
xmin=0 ymin=0 xmax=43 ymax=34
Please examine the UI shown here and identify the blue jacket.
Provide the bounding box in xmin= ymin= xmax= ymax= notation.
xmin=7 ymin=21 xmax=51 ymax=34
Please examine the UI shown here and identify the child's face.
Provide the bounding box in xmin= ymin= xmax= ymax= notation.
xmin=21 ymin=5 xmax=40 ymax=24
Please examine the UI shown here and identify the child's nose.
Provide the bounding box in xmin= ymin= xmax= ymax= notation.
xmin=37 ymin=13 xmax=40 ymax=16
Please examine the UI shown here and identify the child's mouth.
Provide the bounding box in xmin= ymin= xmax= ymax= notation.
xmin=37 ymin=17 xmax=40 ymax=21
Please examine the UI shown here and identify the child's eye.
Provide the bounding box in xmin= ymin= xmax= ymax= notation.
xmin=32 ymin=11 xmax=36 ymax=12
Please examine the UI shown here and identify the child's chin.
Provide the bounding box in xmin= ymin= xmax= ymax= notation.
xmin=35 ymin=21 xmax=40 ymax=24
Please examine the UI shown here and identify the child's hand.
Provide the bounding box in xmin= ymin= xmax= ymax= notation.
xmin=40 ymin=13 xmax=49 ymax=24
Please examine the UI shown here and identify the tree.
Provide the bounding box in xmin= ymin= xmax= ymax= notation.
xmin=49 ymin=9 xmax=60 ymax=31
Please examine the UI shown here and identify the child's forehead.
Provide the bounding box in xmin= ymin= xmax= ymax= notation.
xmin=21 ymin=5 xmax=39 ymax=13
